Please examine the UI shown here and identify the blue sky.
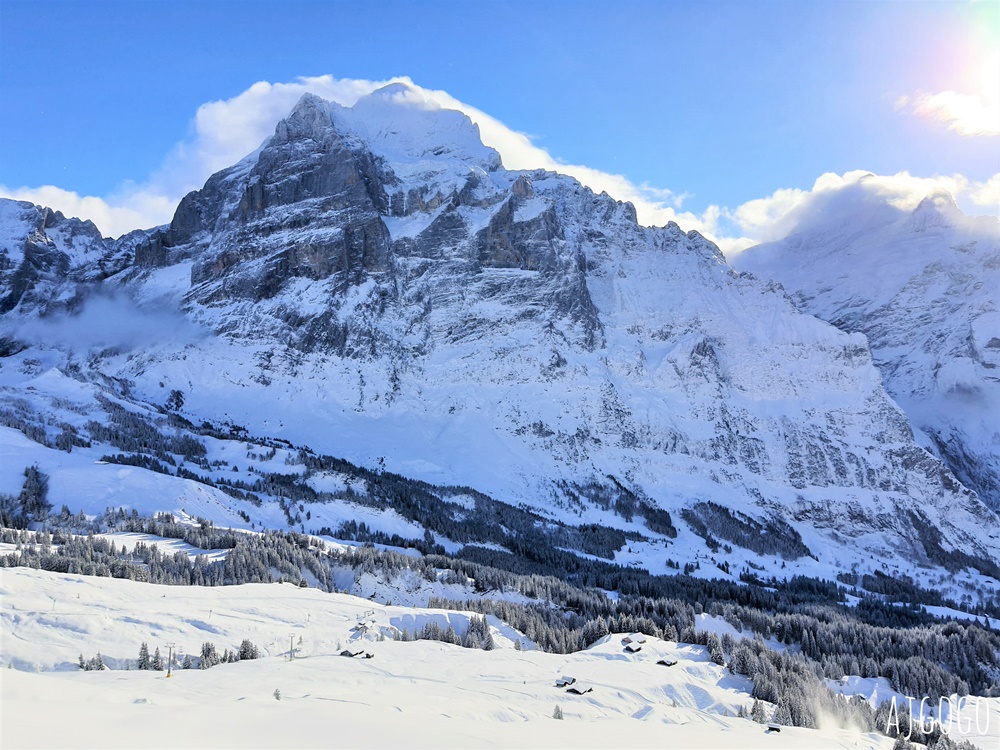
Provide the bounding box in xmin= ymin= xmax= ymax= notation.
xmin=0 ymin=0 xmax=997 ymax=247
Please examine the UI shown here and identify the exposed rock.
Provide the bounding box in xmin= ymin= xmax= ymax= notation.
xmin=0 ymin=200 xmax=109 ymax=314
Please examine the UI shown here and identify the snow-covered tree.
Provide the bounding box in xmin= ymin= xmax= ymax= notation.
xmin=165 ymin=389 xmax=185 ymax=411
xmin=200 ymin=642 xmax=219 ymax=669
xmin=772 ymin=699 xmax=792 ymax=726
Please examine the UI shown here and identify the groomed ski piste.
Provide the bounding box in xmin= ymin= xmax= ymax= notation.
xmin=3 ymin=566 xmax=995 ymax=750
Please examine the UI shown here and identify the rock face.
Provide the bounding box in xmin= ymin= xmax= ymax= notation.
xmin=736 ymin=189 xmax=1000 ymax=511
xmin=1 ymin=86 xmax=998 ymax=572
xmin=0 ymin=200 xmax=111 ymax=315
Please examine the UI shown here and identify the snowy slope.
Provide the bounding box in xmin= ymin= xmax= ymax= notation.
xmin=1 ymin=87 xmax=999 ymax=583
xmin=0 ymin=567 xmax=895 ymax=750
xmin=736 ymin=189 xmax=1000 ymax=510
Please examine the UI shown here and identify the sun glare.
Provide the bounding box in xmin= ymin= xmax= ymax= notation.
xmin=903 ymin=46 xmax=1000 ymax=137
xmin=980 ymin=52 xmax=1000 ymax=104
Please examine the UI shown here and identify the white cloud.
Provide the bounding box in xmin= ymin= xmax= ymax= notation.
xmin=0 ymin=74 xmax=727 ymax=242
xmin=1 ymin=75 xmax=996 ymax=257
xmin=899 ymin=90 xmax=1000 ymax=137
xmin=719 ymin=170 xmax=1000 ymax=257
xmin=968 ymin=173 xmax=1000 ymax=212
xmin=0 ymin=184 xmax=177 ymax=238
xmin=0 ymin=76 xmax=398 ymax=237
xmin=152 ymin=76 xmax=389 ymax=196
xmin=897 ymin=53 xmax=1000 ymax=137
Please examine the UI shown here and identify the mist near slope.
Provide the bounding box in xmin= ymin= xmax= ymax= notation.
xmin=4 ymin=294 xmax=209 ymax=352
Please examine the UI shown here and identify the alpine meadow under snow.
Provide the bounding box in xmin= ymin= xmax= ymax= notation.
xmin=1 ymin=82 xmax=998 ymax=749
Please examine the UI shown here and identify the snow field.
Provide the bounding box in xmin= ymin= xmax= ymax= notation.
xmin=0 ymin=568 xmax=894 ymax=749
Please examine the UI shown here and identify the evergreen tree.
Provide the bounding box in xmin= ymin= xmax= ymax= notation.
xmin=200 ymin=642 xmax=219 ymax=669
xmin=151 ymin=647 xmax=163 ymax=671
xmin=772 ymin=699 xmax=793 ymax=726
xmin=165 ymin=390 xmax=185 ymax=411
xmin=708 ymin=638 xmax=726 ymax=666
xmin=461 ymin=615 xmax=495 ymax=650
xmin=137 ymin=642 xmax=151 ymax=670
xmin=18 ymin=465 xmax=50 ymax=523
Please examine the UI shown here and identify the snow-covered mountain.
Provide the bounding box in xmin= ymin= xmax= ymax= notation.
xmin=736 ymin=186 xmax=1000 ymax=511
xmin=2 ymin=85 xmax=998 ymax=581
xmin=0 ymin=200 xmax=113 ymax=316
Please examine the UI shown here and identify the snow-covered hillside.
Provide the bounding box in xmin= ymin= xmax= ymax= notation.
xmin=736 ymin=187 xmax=1000 ymax=510
xmin=1 ymin=85 xmax=999 ymax=584
xmin=1 ymin=567 xmax=899 ymax=750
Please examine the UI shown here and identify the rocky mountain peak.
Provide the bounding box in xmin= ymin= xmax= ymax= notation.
xmin=347 ymin=84 xmax=501 ymax=172
xmin=905 ymin=190 xmax=962 ymax=232
xmin=273 ymin=92 xmax=342 ymax=146
xmin=0 ymin=199 xmax=111 ymax=314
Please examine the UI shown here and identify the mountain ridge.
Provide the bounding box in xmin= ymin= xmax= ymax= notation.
xmin=736 ymin=185 xmax=1000 ymax=511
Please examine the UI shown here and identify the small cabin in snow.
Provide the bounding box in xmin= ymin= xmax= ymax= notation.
xmin=555 ymin=676 xmax=576 ymax=687
xmin=340 ymin=649 xmax=366 ymax=658
xmin=624 ymin=642 xmax=643 ymax=653
xmin=566 ymin=684 xmax=593 ymax=695
xmin=657 ymin=658 xmax=677 ymax=667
